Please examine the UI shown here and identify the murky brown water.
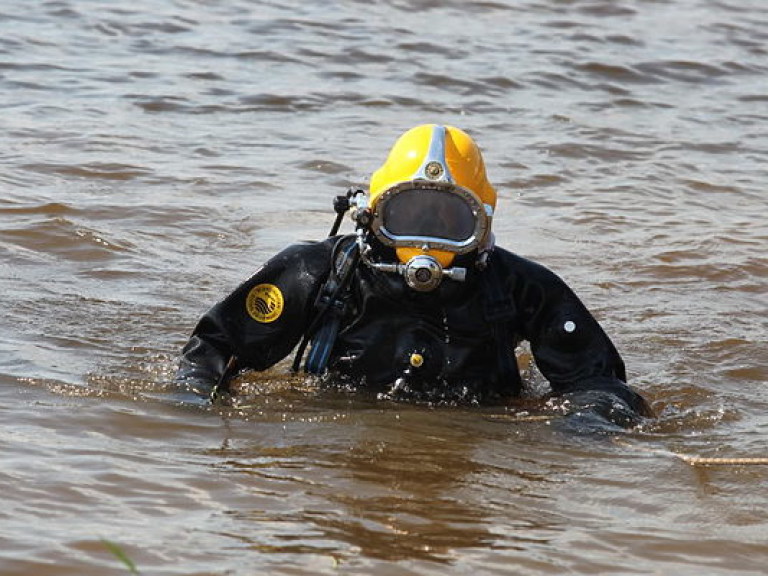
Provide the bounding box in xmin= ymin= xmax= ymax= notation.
xmin=2 ymin=0 xmax=767 ymax=574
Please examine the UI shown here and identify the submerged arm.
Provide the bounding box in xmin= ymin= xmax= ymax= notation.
xmin=175 ymin=240 xmax=333 ymax=400
xmin=513 ymin=259 xmax=652 ymax=425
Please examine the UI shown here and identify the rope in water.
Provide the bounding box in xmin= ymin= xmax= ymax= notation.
xmin=671 ymin=454 xmax=768 ymax=466
xmin=485 ymin=414 xmax=555 ymax=423
xmin=487 ymin=415 xmax=768 ymax=466
xmin=615 ymin=438 xmax=768 ymax=467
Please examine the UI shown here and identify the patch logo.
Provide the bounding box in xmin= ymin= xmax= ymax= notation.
xmin=245 ymin=283 xmax=284 ymax=323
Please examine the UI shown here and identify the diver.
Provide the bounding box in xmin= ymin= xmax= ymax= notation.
xmin=175 ymin=124 xmax=652 ymax=425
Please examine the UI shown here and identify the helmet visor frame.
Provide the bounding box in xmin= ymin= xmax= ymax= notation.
xmin=370 ymin=180 xmax=492 ymax=255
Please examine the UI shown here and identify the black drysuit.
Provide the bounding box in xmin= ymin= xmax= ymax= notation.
xmin=176 ymin=236 xmax=651 ymax=421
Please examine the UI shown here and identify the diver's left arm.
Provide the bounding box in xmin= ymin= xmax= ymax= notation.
xmin=513 ymin=259 xmax=652 ymax=424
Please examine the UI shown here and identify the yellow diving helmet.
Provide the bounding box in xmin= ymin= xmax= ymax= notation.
xmin=362 ymin=124 xmax=496 ymax=291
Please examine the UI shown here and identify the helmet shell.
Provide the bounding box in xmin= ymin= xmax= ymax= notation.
xmin=370 ymin=124 xmax=496 ymax=209
xmin=369 ymin=124 xmax=496 ymax=266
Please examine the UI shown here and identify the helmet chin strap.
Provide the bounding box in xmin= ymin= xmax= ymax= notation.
xmin=361 ymin=250 xmax=467 ymax=292
xmin=355 ymin=229 xmax=472 ymax=292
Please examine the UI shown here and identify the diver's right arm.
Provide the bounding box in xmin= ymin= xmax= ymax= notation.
xmin=174 ymin=240 xmax=335 ymax=400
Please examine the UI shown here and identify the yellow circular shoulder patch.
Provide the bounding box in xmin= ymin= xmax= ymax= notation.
xmin=245 ymin=283 xmax=284 ymax=323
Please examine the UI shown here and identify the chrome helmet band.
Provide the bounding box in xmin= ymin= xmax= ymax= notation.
xmin=414 ymin=125 xmax=453 ymax=183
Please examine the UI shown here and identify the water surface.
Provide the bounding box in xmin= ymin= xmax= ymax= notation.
xmin=1 ymin=0 xmax=767 ymax=574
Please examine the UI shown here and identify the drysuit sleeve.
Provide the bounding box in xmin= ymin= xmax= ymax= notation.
xmin=175 ymin=240 xmax=332 ymax=399
xmin=516 ymin=263 xmax=652 ymax=424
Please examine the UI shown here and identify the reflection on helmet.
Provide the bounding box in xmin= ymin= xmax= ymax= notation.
xmin=369 ymin=124 xmax=496 ymax=267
